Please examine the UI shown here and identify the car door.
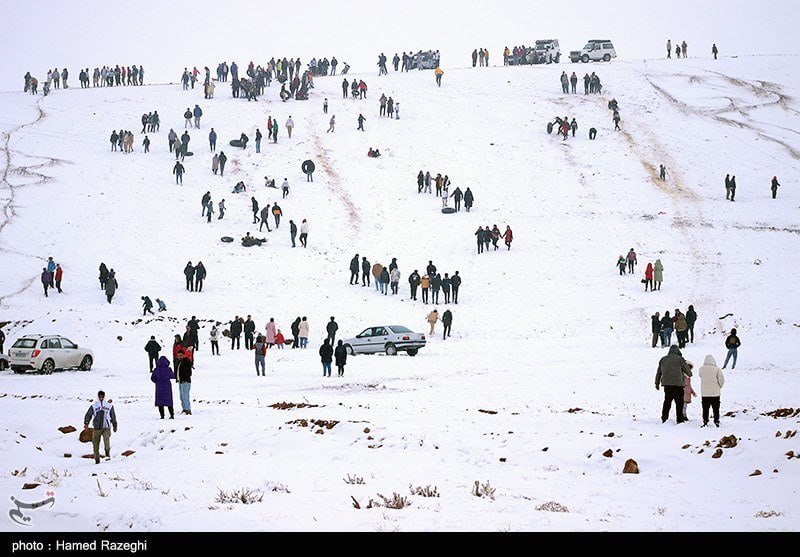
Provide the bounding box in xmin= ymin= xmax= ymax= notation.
xmin=371 ymin=327 xmax=389 ymax=353
xmin=352 ymin=328 xmax=374 ymax=354
xmin=45 ymin=337 xmax=62 ymax=369
xmin=60 ymin=337 xmax=80 ymax=367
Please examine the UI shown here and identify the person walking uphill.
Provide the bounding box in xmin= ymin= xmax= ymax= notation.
xmin=104 ymin=271 xmax=118 ymax=303
xmin=83 ymin=390 xmax=118 ymax=464
xmin=722 ymin=328 xmax=741 ymax=369
xmin=144 ymin=335 xmax=161 ymax=372
xmin=655 ymin=345 xmax=692 ymax=424
xmin=435 ymin=66 xmax=444 ymax=87
xmin=151 ymin=356 xmax=175 ymax=419
xmin=427 ymin=308 xmax=439 ymax=335
xmin=253 ymin=334 xmax=267 ymax=376
xmin=175 ymin=349 xmax=193 ymax=415
xmin=326 ymin=317 xmax=338 ymax=344
xmin=319 ymin=338 xmax=333 ymax=377
xmin=771 ymin=176 xmax=780 ymax=199
xmin=653 ymin=259 xmax=663 ymax=290
xmin=699 ymin=354 xmax=725 ymax=427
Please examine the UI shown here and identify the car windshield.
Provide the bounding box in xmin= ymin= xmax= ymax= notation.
xmin=61 ymin=338 xmax=77 ymax=349
xmin=584 ymin=44 xmax=595 ymax=50
xmin=388 ymin=325 xmax=412 ymax=334
xmin=12 ymin=338 xmax=38 ymax=349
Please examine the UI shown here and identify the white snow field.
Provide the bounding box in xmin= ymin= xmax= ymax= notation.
xmin=1 ymin=3 xmax=799 ymax=534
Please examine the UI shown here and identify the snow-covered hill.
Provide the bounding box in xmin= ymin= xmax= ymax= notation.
xmin=1 ymin=51 xmax=799 ymax=531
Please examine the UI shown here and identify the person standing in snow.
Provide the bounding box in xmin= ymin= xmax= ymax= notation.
xmin=83 ymin=390 xmax=118 ymax=463
xmin=272 ymin=202 xmax=282 ymax=228
xmin=442 ymin=309 xmax=452 ymax=339
xmin=217 ymin=199 xmax=225 ymax=219
xmin=334 ymin=340 xmax=347 ymax=376
xmin=626 ymin=248 xmax=637 ymax=274
xmin=655 ymin=345 xmax=692 ymax=424
xmin=435 ymin=67 xmax=443 ymax=87
xmin=570 ymin=72 xmax=578 ymax=94
xmin=420 ymin=274 xmax=431 ymax=304
xmin=722 ymin=328 xmax=741 ymax=369
xmin=667 ymin=39 xmax=672 ymax=59
xmin=644 ymin=262 xmax=654 ymax=291
xmin=450 ymin=271 xmax=462 ymax=304
xmin=319 ymin=338 xmax=333 ymax=377
xmin=464 ymin=187 xmax=474 ymax=212
xmin=357 ymin=113 xmax=366 ymax=131
xmin=151 ymin=357 xmax=175 ymax=419
xmin=659 ymin=311 xmax=673 ymax=347
xmin=441 ymin=272 xmax=451 ymax=303
xmin=209 ymin=326 xmax=220 ymax=355
xmin=408 ymin=269 xmax=420 ymax=300
xmin=699 ymin=355 xmax=725 ymax=427
xmin=349 ymin=254 xmax=360 ymax=285
xmin=259 ymin=204 xmax=271 ymax=232
xmin=218 ymin=151 xmax=227 ymax=176
xmin=430 ymin=273 xmax=441 ymax=304
xmin=360 ymin=256 xmax=371 ymax=287
xmin=183 ymin=262 xmax=195 ymax=292
xmin=253 ymin=334 xmax=267 ymax=376
xmin=286 ymin=116 xmax=295 ymax=138
xmin=651 ymin=311 xmax=661 ymax=348
xmin=326 ymin=317 xmax=338 ymax=344
xmin=54 ymin=263 xmax=64 ymax=293
xmin=193 ymin=104 xmax=203 ymax=128
xmin=712 ymin=43 xmax=718 ymax=60
xmin=299 ymin=219 xmax=309 ymax=248
xmin=660 ymin=164 xmax=667 ymax=180
xmin=327 ymin=115 xmax=336 ymax=133
xmin=379 ymin=266 xmax=390 ymax=295
xmin=682 ymin=365 xmax=697 ymax=421
xmin=176 ymin=350 xmax=193 ymax=415
xmin=104 ymin=270 xmax=118 ymax=303
xmin=617 ymin=255 xmax=627 ymax=276
xmin=503 ymin=225 xmax=513 ymax=250
xmin=173 ymin=161 xmax=185 ymax=185
xmin=653 ymin=259 xmax=663 ymax=290
xmin=613 ymin=109 xmax=621 ymax=131
xmin=39 ymin=267 xmax=52 ymax=297
xmin=771 ymin=176 xmax=780 ymax=199
xmin=684 ymin=305 xmax=697 ymax=343
xmin=299 ymin=316 xmax=310 ymax=349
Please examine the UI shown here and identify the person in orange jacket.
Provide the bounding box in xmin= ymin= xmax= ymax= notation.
xmin=503 ymin=226 xmax=513 ymax=250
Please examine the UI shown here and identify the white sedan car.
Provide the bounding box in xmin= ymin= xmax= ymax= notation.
xmin=342 ymin=325 xmax=426 ymax=356
xmin=9 ymin=334 xmax=94 ymax=374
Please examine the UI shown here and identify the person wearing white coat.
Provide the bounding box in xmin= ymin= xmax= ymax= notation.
xmin=390 ymin=267 xmax=401 ymax=295
xmin=698 ymin=354 xmax=725 ymax=427
xmin=286 ymin=117 xmax=295 ymax=138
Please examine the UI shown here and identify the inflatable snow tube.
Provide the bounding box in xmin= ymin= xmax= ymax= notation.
xmin=301 ymin=160 xmax=315 ymax=174
xmin=547 ymin=122 xmax=554 ymax=134
xmin=220 ymin=236 xmax=234 ymax=243
xmin=441 ymin=207 xmax=456 ymax=214
xmin=229 ymin=139 xmax=245 ymax=147
xmin=183 ymin=151 xmax=194 ymax=157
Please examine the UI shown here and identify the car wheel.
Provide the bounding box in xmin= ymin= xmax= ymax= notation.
xmin=80 ymin=356 xmax=93 ymax=371
xmin=407 ymin=349 xmax=418 ymax=357
xmin=345 ymin=344 xmax=355 ymax=356
xmin=41 ymin=359 xmax=55 ymax=375
xmin=581 ymin=54 xmax=589 ymax=63
xmin=385 ymin=344 xmax=397 ymax=356
xmin=0 ymin=360 xmax=6 ymax=371
xmin=603 ymin=54 xmax=611 ymax=62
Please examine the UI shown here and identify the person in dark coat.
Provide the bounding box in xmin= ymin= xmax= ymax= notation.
xmin=430 ymin=273 xmax=442 ymax=303
xmin=771 ymin=176 xmax=780 ymax=199
xmin=441 ymin=273 xmax=452 ymax=304
xmin=349 ymin=254 xmax=360 ymax=285
xmin=99 ymin=263 xmax=109 ymax=290
xmin=291 ymin=317 xmax=301 ymax=349
xmin=379 ymin=266 xmax=390 ymax=295
xmin=187 ymin=316 xmax=200 ymax=351
xmin=176 ymin=350 xmax=193 ymax=415
xmin=685 ymin=305 xmax=697 ymax=343
xmin=194 ymin=262 xmax=207 ymax=292
xmin=40 ymin=268 xmax=52 ymax=297
xmin=442 ymin=309 xmax=453 ymax=339
xmin=408 ymin=269 xmax=420 ymax=300
xmin=289 ymin=219 xmax=297 ymax=247
xmin=302 ymin=160 xmax=315 ymax=182
xmin=104 ymin=270 xmax=118 ymax=303
xmin=243 ymin=315 xmax=256 ymax=350
xmin=651 ymin=312 xmax=661 ymax=348
xmin=145 ymin=335 xmax=161 ymax=371
xmin=184 ymin=262 xmax=195 ymax=291
xmin=320 ymin=315 xmax=337 ymax=344
xmin=655 ymin=345 xmax=692 ymax=424
xmin=230 ymin=316 xmax=243 ymax=350
xmin=722 ymin=328 xmax=741 ymax=369
xmin=450 ymin=271 xmax=462 ymax=304
xmin=142 ymin=296 xmax=154 ymax=316
xmin=151 ymin=356 xmax=175 ymax=419
xmin=218 ymin=151 xmax=227 ymax=176
xmin=464 ymin=187 xmax=474 ymax=212
xmin=361 ymin=256 xmax=371 ymax=286
xmin=319 ymin=338 xmax=334 ymax=377
xmin=334 ymin=340 xmax=347 ymax=376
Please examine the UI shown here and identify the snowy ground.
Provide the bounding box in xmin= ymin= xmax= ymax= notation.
xmin=0 ymin=53 xmax=799 ymax=532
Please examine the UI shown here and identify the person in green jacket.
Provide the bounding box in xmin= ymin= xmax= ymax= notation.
xmin=655 ymin=345 xmax=692 ymax=424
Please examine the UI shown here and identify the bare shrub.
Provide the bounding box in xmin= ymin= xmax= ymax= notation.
xmin=536 ymin=501 xmax=569 ymax=513
xmin=472 ymin=480 xmax=496 ymax=500
xmin=265 ymin=482 xmax=290 ymax=493
xmin=409 ymin=484 xmax=439 ymax=497
xmin=130 ymin=475 xmax=154 ymax=491
xmin=96 ymin=479 xmax=107 ymax=497
xmin=35 ymin=467 xmax=71 ymax=488
xmin=216 ymin=488 xmax=264 ymax=504
xmin=755 ymin=510 xmax=783 ymax=518
xmin=343 ymin=474 xmax=365 ymax=485
xmin=376 ymin=492 xmax=412 ymax=509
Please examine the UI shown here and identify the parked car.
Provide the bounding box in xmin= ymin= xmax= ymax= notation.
xmin=0 ymin=353 xmax=8 ymax=371
xmin=342 ymin=325 xmax=427 ymax=356
xmin=533 ymin=39 xmax=561 ymax=64
xmin=409 ymin=50 xmax=440 ymax=70
xmin=570 ymin=40 xmax=617 ymax=63
xmin=9 ymin=334 xmax=94 ymax=374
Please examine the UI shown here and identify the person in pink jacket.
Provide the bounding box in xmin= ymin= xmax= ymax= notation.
xmin=682 ymin=362 xmax=697 ymax=421
xmin=265 ymin=318 xmax=277 ymax=348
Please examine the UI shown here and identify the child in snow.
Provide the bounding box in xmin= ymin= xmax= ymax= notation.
xmin=683 ymin=364 xmax=697 ymax=420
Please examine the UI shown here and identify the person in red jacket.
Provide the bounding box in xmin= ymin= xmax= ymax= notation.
xmin=55 ymin=263 xmax=64 ymax=293
xmin=503 ymin=226 xmax=513 ymax=250
xmin=275 ymin=329 xmax=285 ymax=350
xmin=644 ymin=262 xmax=654 ymax=292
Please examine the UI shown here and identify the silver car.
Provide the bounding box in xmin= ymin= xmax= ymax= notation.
xmin=9 ymin=334 xmax=94 ymax=374
xmin=342 ymin=325 xmax=426 ymax=356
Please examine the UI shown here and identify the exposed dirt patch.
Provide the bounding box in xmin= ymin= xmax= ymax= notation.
xmin=270 ymin=402 xmax=320 ymax=410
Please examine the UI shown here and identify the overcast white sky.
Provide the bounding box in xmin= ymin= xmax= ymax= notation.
xmin=0 ymin=0 xmax=792 ymax=91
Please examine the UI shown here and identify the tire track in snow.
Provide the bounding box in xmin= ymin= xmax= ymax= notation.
xmin=310 ymin=132 xmax=361 ymax=233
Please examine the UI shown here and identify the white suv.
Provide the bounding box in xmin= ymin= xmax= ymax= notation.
xmin=570 ymin=40 xmax=617 ymax=63
xmin=9 ymin=335 xmax=94 ymax=374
